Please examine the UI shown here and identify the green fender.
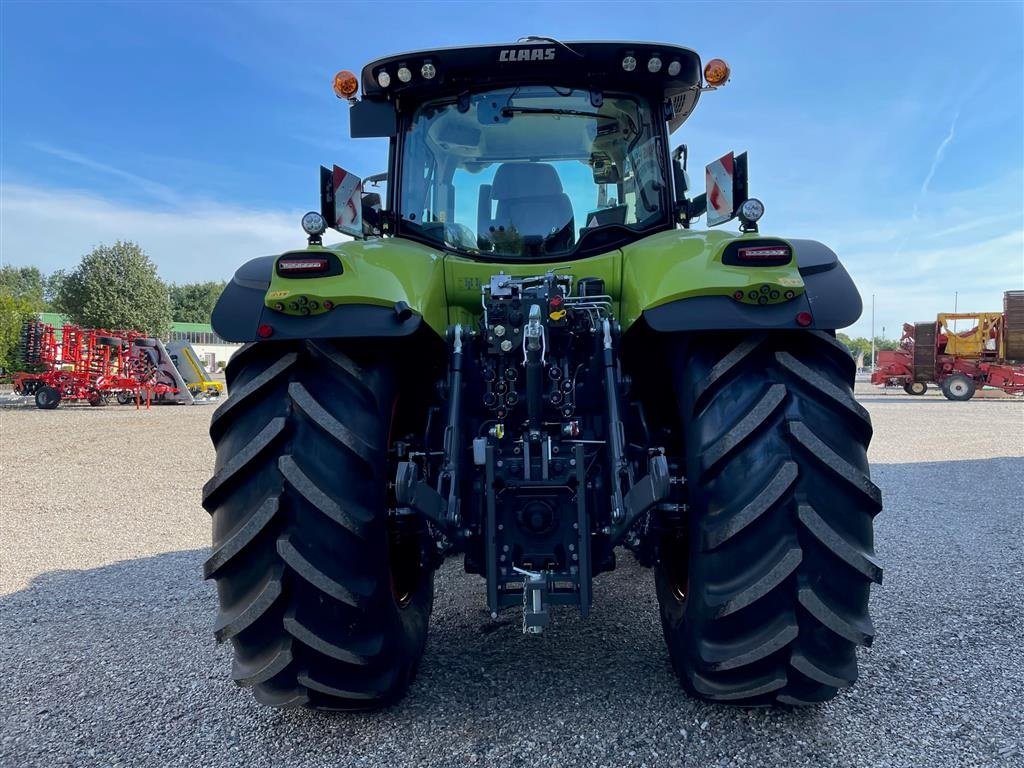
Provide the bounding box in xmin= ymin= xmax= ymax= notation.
xmin=621 ymin=230 xmax=862 ymax=332
xmin=211 ymin=239 xmax=448 ymax=342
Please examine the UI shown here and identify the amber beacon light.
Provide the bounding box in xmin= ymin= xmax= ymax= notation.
xmin=333 ymin=70 xmax=359 ymax=99
xmin=703 ymin=58 xmax=731 ymax=86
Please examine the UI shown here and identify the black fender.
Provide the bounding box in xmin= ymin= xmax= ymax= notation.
xmin=640 ymin=239 xmax=862 ymax=332
xmin=211 ymin=256 xmax=424 ymax=343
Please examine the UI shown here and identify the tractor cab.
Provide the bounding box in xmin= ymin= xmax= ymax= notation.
xmin=317 ymin=40 xmax=752 ymax=255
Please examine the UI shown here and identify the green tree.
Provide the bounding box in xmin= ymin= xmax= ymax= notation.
xmin=169 ymin=281 xmax=226 ymax=323
xmin=836 ymin=333 xmax=874 ymax=362
xmin=44 ymin=270 xmax=67 ymax=308
xmin=54 ymin=241 xmax=171 ymax=336
xmin=0 ymin=293 xmax=39 ymax=374
xmin=0 ymin=265 xmax=46 ymax=309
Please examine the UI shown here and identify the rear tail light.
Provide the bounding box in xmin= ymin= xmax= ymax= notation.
xmin=796 ymin=312 xmax=813 ymax=327
xmin=722 ymin=241 xmax=792 ymax=267
xmin=277 ymin=258 xmax=329 ymax=273
xmin=737 ymin=246 xmax=790 ymax=261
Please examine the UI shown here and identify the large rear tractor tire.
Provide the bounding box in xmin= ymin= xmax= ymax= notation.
xmin=203 ymin=340 xmax=434 ymax=709
xmin=940 ymin=374 xmax=976 ymax=401
xmin=656 ymin=331 xmax=882 ymax=706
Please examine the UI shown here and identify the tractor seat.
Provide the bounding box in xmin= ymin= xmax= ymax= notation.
xmin=479 ymin=163 xmax=574 ymax=252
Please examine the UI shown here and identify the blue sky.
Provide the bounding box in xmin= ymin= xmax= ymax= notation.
xmin=1 ymin=0 xmax=1021 ymax=337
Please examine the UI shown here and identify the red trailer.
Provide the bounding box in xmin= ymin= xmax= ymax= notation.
xmin=872 ymin=291 xmax=1024 ymax=400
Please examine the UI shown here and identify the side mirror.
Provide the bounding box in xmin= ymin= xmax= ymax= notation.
xmin=320 ymin=165 xmax=364 ymax=238
xmin=672 ymin=144 xmax=689 ymax=191
xmin=672 ymin=144 xmax=706 ymax=224
xmin=361 ymin=192 xmax=382 ymax=236
xmin=705 ymin=151 xmax=749 ymax=226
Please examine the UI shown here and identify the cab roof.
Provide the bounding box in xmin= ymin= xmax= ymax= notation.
xmin=359 ymin=40 xmax=704 ymax=133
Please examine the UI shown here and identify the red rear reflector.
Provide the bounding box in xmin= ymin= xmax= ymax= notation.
xmin=278 ymin=258 xmax=328 ymax=272
xmin=737 ymin=246 xmax=790 ymax=261
xmin=257 ymin=324 xmax=274 ymax=338
xmin=795 ymin=312 xmax=813 ymax=327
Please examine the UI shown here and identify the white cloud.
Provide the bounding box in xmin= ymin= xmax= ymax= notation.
xmin=29 ymin=143 xmax=184 ymax=207
xmin=916 ymin=110 xmax=959 ymax=207
xmin=844 ymin=229 xmax=1024 ymax=338
xmin=0 ymin=183 xmax=346 ymax=283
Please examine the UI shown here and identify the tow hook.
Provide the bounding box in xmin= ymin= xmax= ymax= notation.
xmin=513 ymin=566 xmax=550 ymax=635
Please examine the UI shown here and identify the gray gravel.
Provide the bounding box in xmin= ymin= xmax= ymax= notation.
xmin=1 ymin=390 xmax=1022 ymax=768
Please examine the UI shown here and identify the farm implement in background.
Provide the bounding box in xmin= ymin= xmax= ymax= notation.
xmin=872 ymin=290 xmax=1024 ymax=400
xmin=165 ymin=341 xmax=224 ymax=399
xmin=12 ymin=320 xmax=195 ymax=409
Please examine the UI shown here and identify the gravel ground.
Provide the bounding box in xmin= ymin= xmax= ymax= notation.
xmin=1 ymin=388 xmax=1022 ymax=768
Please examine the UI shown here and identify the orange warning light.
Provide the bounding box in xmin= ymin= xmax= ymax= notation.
xmin=333 ymin=70 xmax=359 ymax=99
xmin=703 ymin=58 xmax=731 ymax=87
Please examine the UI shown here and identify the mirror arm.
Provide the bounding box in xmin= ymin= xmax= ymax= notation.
xmin=688 ymin=192 xmax=707 ymax=218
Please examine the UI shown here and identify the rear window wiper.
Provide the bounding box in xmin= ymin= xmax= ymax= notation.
xmin=500 ymin=107 xmax=613 ymax=120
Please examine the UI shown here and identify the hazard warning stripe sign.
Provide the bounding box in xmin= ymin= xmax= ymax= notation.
xmin=706 ymin=151 xmax=735 ymax=226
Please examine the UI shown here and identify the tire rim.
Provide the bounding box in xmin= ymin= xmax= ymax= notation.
xmin=950 ymin=380 xmax=969 ymax=396
xmin=911 ymin=382 xmax=926 ymax=395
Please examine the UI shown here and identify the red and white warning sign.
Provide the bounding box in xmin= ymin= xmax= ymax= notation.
xmin=705 ymin=152 xmax=735 ymax=226
xmin=332 ymin=165 xmax=363 ymax=237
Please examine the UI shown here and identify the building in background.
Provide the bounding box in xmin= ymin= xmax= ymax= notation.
xmin=37 ymin=313 xmax=241 ymax=372
xmin=165 ymin=322 xmax=240 ymax=371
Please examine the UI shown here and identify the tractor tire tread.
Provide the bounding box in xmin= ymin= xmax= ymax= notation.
xmin=203 ymin=340 xmax=432 ymax=709
xmin=658 ymin=331 xmax=882 ymax=706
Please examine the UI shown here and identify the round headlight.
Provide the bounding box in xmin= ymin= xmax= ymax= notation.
xmin=397 ymin=66 xmax=412 ymax=83
xmin=301 ymin=211 xmax=327 ymax=236
xmin=421 ymin=62 xmax=436 ymax=79
xmin=647 ymin=56 xmax=662 ymax=73
xmin=739 ymin=198 xmax=765 ymax=223
xmin=622 ymin=55 xmax=637 ymax=72
xmin=667 ymin=60 xmax=682 ymax=77
xmin=376 ymin=70 xmax=391 ymax=88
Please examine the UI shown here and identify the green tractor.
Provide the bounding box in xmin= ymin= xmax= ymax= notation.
xmin=204 ymin=39 xmax=882 ymax=709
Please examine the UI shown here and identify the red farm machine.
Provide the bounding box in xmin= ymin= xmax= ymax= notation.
xmin=872 ymin=290 xmax=1024 ymax=400
xmin=12 ymin=319 xmax=195 ymax=409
